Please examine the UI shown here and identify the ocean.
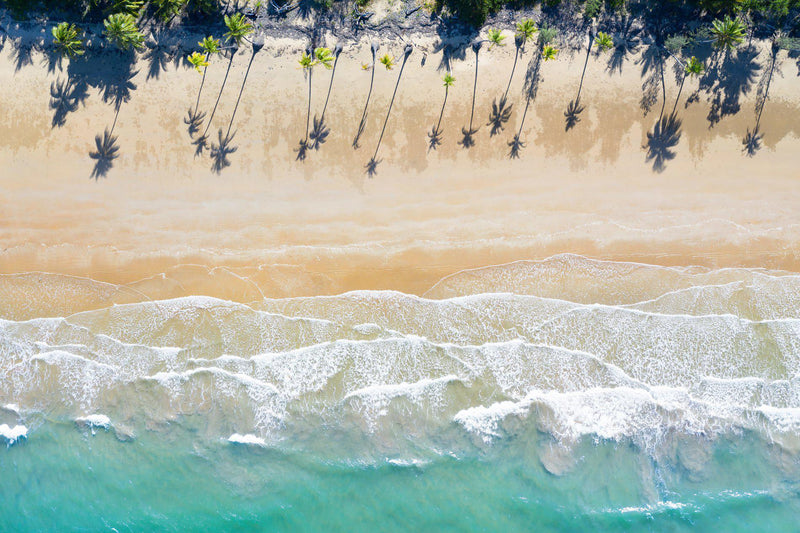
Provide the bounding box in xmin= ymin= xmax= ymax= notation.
xmin=2 ymin=256 xmax=799 ymax=531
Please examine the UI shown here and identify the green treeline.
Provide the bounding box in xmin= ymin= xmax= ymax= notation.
xmin=1 ymin=0 xmax=798 ymax=32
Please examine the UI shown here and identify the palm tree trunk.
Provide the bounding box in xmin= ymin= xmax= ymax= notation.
xmin=225 ymin=50 xmax=257 ymax=138
xmin=354 ymin=51 xmax=377 ymax=148
xmin=193 ymin=53 xmax=210 ymax=116
xmin=502 ymin=46 xmax=520 ymax=103
xmin=202 ymin=51 xmax=236 ymax=138
xmin=305 ymin=68 xmax=312 ymax=142
xmin=671 ymin=72 xmax=686 ymax=117
xmin=320 ymin=55 xmax=339 ymax=122
xmin=372 ymin=53 xmax=410 ymax=162
xmin=435 ymin=86 xmax=449 ymax=133
xmin=468 ymin=51 xmax=479 ymax=132
xmin=575 ymin=32 xmax=593 ymax=105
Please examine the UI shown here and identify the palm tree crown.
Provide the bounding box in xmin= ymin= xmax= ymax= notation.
xmin=379 ymin=53 xmax=395 ymax=70
xmin=542 ymin=44 xmax=559 ymax=61
xmin=594 ymin=31 xmax=613 ymax=52
xmin=314 ymin=47 xmax=335 ymax=69
xmin=685 ymin=55 xmax=705 ymax=76
xmin=103 ymin=13 xmax=144 ymax=51
xmin=224 ymin=13 xmax=254 ymax=47
xmin=52 ymin=22 xmax=84 ymax=58
xmin=299 ymin=51 xmax=314 ymax=68
xmin=515 ymin=19 xmax=537 ymax=46
xmin=711 ymin=16 xmax=746 ymax=51
xmin=487 ymin=29 xmax=506 ymax=49
xmin=443 ymin=72 xmax=455 ymax=87
xmin=199 ymin=36 xmax=221 ymax=56
xmin=187 ymin=51 xmax=209 ymax=72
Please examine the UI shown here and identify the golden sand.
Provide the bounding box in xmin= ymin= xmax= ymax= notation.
xmin=1 ymin=36 xmax=799 ymax=318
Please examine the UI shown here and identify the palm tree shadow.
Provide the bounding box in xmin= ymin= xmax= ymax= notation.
xmin=185 ymin=107 xmax=207 ymax=137
xmin=142 ymin=38 xmax=173 ymax=81
xmin=644 ymin=113 xmax=682 ymax=172
xmin=487 ymin=96 xmax=513 ymax=137
xmin=507 ymin=134 xmax=526 ymax=159
xmin=365 ymin=156 xmax=380 ymax=177
xmin=295 ymin=138 xmax=309 ymax=161
xmin=89 ymin=128 xmax=120 ymax=180
xmin=427 ymin=126 xmax=443 ymax=151
xmin=742 ymin=126 xmax=762 ymax=156
xmin=564 ymin=99 xmax=585 ymax=131
xmin=701 ymin=45 xmax=760 ymax=127
xmin=606 ymin=17 xmax=642 ymax=75
xmin=309 ymin=114 xmax=330 ymax=150
xmin=507 ymin=45 xmax=543 ymax=159
xmin=50 ymin=77 xmax=89 ymax=128
xmin=210 ymin=129 xmax=238 ymax=174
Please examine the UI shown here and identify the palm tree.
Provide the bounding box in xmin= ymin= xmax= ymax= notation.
xmin=52 ymin=22 xmax=84 ymax=59
xmin=187 ymin=52 xmax=209 ymax=72
xmin=379 ymin=53 xmax=396 ymax=70
xmin=296 ymin=47 xmax=316 ymax=161
xmin=428 ymin=72 xmax=455 ymax=150
xmin=211 ymin=38 xmax=264 ymax=173
xmin=459 ymin=41 xmax=482 ymax=149
xmin=353 ymin=41 xmax=380 ymax=149
xmin=196 ymin=15 xmax=252 ymax=154
xmin=488 ymin=23 xmax=533 ymax=137
xmin=565 ymin=28 xmax=607 ymax=131
xmin=223 ymin=13 xmax=254 ymax=48
xmin=185 ymin=36 xmax=221 ymax=136
xmin=103 ymin=13 xmax=144 ymax=51
xmin=508 ymin=29 xmax=556 ymax=158
xmin=711 ymin=16 xmax=746 ymax=56
xmin=310 ymin=44 xmax=343 ymax=150
xmin=487 ymin=28 xmax=506 ymax=50
xmin=595 ymin=31 xmax=613 ymax=52
xmin=516 ymin=18 xmax=537 ymax=49
xmin=541 ymin=44 xmax=558 ymax=61
xmin=366 ymin=44 xmax=413 ymax=177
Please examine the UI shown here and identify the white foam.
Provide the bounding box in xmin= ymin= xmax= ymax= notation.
xmin=2 ymin=404 xmax=19 ymax=414
xmin=0 ymin=424 xmax=28 ymax=445
xmin=228 ymin=433 xmax=266 ymax=446
xmin=76 ymin=414 xmax=112 ymax=429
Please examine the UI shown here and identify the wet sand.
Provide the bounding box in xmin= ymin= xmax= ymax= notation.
xmin=1 ymin=34 xmax=800 ymax=317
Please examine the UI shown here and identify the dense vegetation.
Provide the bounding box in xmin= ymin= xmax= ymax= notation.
xmin=2 ymin=0 xmax=799 ymax=31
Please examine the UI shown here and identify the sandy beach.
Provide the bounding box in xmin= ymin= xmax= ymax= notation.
xmin=1 ymin=31 xmax=800 ymax=318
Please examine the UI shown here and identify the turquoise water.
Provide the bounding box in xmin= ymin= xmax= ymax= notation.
xmin=3 ymin=422 xmax=799 ymax=531
xmin=2 ymin=257 xmax=800 ymax=531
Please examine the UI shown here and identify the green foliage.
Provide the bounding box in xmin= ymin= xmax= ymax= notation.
xmin=298 ymin=51 xmax=314 ymax=69
xmin=187 ymin=51 xmax=209 ymax=71
xmin=198 ymin=35 xmax=221 ymax=55
xmin=441 ymin=0 xmax=503 ymax=27
xmin=443 ymin=72 xmax=455 ymax=87
xmin=741 ymin=0 xmax=800 ymax=23
xmin=594 ymin=31 xmax=613 ymax=51
xmin=538 ymin=24 xmax=558 ymax=46
xmin=314 ymin=47 xmax=334 ymax=68
xmin=103 ymin=12 xmax=144 ymax=50
xmin=711 ymin=15 xmax=746 ymax=50
xmin=487 ymin=28 xmax=506 ymax=49
xmin=775 ymin=35 xmax=800 ymax=50
xmin=152 ymin=0 xmax=188 ymax=22
xmin=515 ymin=19 xmax=537 ymax=45
xmin=685 ymin=55 xmax=705 ymax=75
xmin=697 ymin=0 xmax=743 ymax=14
xmin=379 ymin=53 xmax=395 ymax=70
xmin=664 ymin=34 xmax=690 ymax=53
xmin=583 ymin=0 xmax=602 ymax=19
xmin=106 ymin=0 xmax=144 ymax=15
xmin=223 ymin=12 xmax=253 ymax=46
xmin=52 ymin=22 xmax=85 ymax=57
xmin=541 ymin=44 xmax=558 ymax=60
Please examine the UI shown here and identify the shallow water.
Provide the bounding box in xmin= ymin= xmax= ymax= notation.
xmin=2 ymin=256 xmax=799 ymax=531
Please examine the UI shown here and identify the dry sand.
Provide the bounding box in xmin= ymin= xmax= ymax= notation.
xmin=1 ymin=33 xmax=799 ymax=317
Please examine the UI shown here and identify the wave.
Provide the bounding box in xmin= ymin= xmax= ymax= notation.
xmin=0 ymin=424 xmax=28 ymax=445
